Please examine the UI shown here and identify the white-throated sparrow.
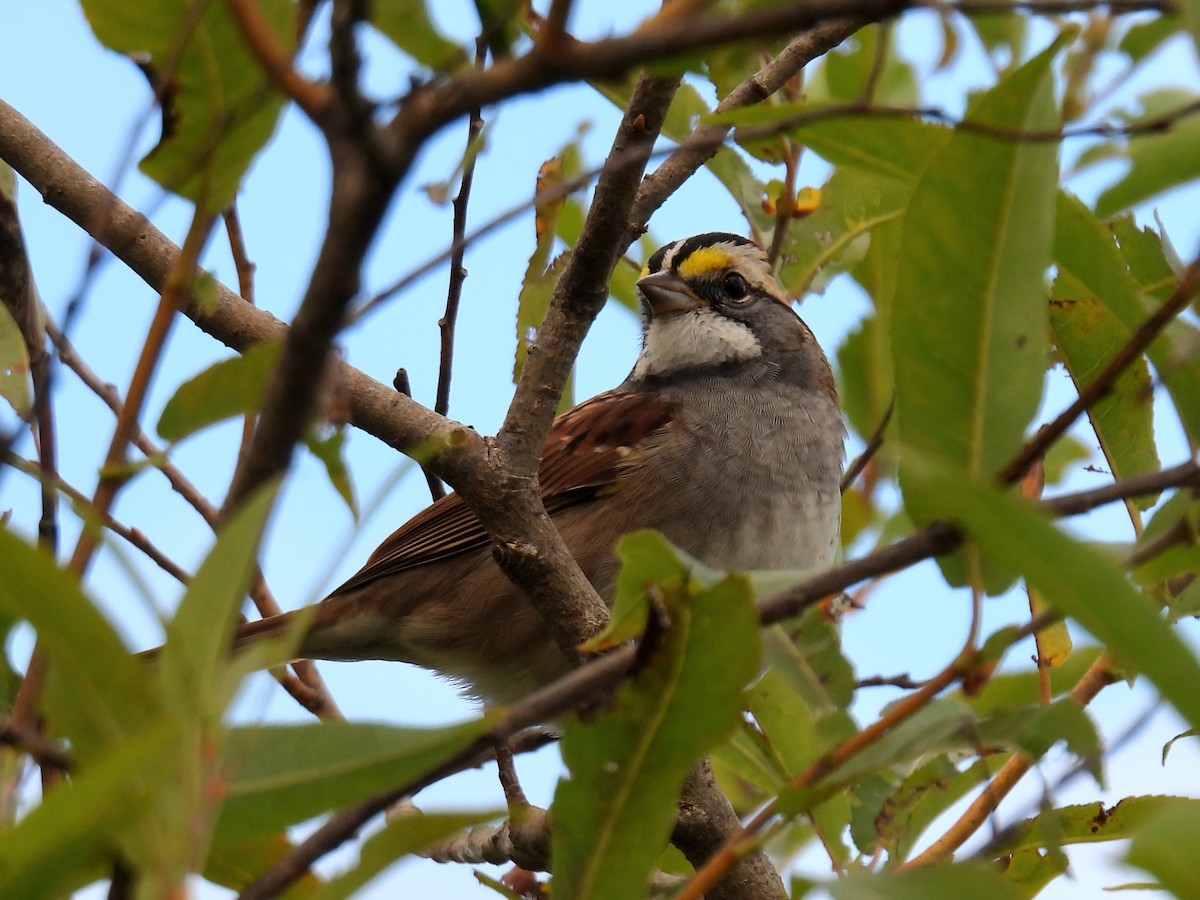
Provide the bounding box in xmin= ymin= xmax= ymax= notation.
xmin=238 ymin=233 xmax=844 ymax=703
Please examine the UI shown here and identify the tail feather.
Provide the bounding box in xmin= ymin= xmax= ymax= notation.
xmin=139 ymin=608 xmax=316 ymax=666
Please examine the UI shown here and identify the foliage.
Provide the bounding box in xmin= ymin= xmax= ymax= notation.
xmin=1 ymin=2 xmax=1199 ymax=899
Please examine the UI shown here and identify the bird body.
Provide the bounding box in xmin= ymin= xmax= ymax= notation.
xmin=237 ymin=233 xmax=844 ymax=704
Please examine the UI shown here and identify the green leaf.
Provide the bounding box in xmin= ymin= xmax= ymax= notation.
xmin=305 ymin=429 xmax=360 ymax=519
xmin=778 ymin=168 xmax=907 ymax=299
xmin=892 ymin=36 xmax=1064 ymax=591
xmin=763 ymin=613 xmax=856 ymax=712
xmin=750 ymin=662 xmax=852 ymax=863
xmin=371 ymin=0 xmax=469 ymax=72
xmin=907 ymin=463 xmax=1200 ymax=733
xmin=472 ymin=0 xmax=525 ymax=58
xmin=976 ymin=699 xmax=1102 ymax=781
xmin=214 ymin=717 xmax=494 ymax=844
xmin=1116 ymin=17 xmax=1181 ymax=63
xmin=876 ymin=756 xmax=1005 ymax=863
xmin=1133 ymin=491 xmax=1200 ymax=588
xmin=1047 ymin=290 xmax=1160 ymax=506
xmin=1055 ymin=191 xmax=1200 ymax=442
xmin=584 ymin=531 xmax=698 ymax=651
xmin=1111 ymin=216 xmax=1179 ymax=302
xmin=960 ymin=645 xmax=1104 ymax=717
xmin=1096 ymin=89 xmax=1200 ymax=217
xmin=798 ymin=115 xmax=949 ymax=184
xmin=310 ymin=810 xmax=501 ymax=900
xmin=831 ymin=860 xmax=1023 ymax=900
xmin=80 ymin=0 xmax=294 ymax=210
xmin=991 ymin=796 xmax=1200 ymax=855
xmin=0 ymin=724 xmax=178 ymax=898
xmin=157 ymin=341 xmax=283 ymax=442
xmin=805 ymin=25 xmax=918 ymax=107
xmin=204 ymin=833 xmax=322 ymax=897
xmin=159 ymin=482 xmax=277 ymax=715
xmin=0 ymin=528 xmax=156 ymax=755
xmin=552 ymin=531 xmax=760 ymax=899
xmin=711 ymin=720 xmax=787 ymax=797
xmin=999 ymin=847 xmax=1067 ymax=895
xmin=0 ymin=302 xmax=31 ymax=417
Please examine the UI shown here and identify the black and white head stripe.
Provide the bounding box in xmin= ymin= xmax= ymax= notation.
xmin=633 ymin=233 xmax=788 ymax=379
xmin=643 ymin=233 xmax=787 ymax=305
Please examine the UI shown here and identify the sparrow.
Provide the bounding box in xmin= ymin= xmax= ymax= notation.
xmin=236 ymin=232 xmax=844 ymax=704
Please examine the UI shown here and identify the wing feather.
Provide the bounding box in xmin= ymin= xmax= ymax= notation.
xmin=327 ymin=389 xmax=677 ymax=598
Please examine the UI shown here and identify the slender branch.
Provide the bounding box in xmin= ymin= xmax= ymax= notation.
xmin=490 ymin=74 xmax=681 ymax=656
xmin=429 ymin=38 xmax=488 ymax=502
xmin=1045 ymin=459 xmax=1200 ymax=518
xmin=629 ymin=17 xmax=867 ymax=232
xmin=0 ymin=719 xmax=71 ymax=772
xmin=3 ymin=453 xmax=191 ymax=584
xmin=842 ymin=399 xmax=893 ymax=492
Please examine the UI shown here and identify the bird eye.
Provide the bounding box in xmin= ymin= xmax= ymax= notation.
xmin=722 ymin=271 xmax=750 ymax=301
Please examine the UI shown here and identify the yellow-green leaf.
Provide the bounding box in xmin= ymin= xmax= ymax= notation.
xmin=552 ymin=531 xmax=760 ymax=899
xmin=893 ymin=35 xmax=1065 ymax=592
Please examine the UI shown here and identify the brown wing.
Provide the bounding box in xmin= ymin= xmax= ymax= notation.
xmin=327 ymin=389 xmax=678 ymax=598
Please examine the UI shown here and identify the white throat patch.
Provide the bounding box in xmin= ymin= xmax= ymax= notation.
xmin=632 ymin=308 xmax=762 ymax=379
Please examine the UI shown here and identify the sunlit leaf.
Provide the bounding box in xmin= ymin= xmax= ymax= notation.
xmin=0 ymin=302 xmax=31 ymax=417
xmin=214 ymin=717 xmax=495 ymax=845
xmin=157 ymin=341 xmax=283 ymax=442
xmin=1055 ymin=191 xmax=1200 ymax=441
xmin=907 ymin=463 xmax=1200 ymax=732
xmin=893 ymin=35 xmax=1063 ymax=592
xmin=552 ymin=531 xmax=760 ymax=899
xmin=992 ymin=795 xmax=1200 ymax=855
xmin=778 ymin=168 xmax=907 ymax=299
xmin=831 ymin=860 xmax=1023 ymax=899
xmin=1096 ymin=89 xmax=1200 ymax=217
xmin=371 ymin=0 xmax=469 ymax=71
xmin=80 ymin=0 xmax=294 ymax=210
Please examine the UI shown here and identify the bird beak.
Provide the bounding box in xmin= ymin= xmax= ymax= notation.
xmin=636 ymin=270 xmax=706 ymax=316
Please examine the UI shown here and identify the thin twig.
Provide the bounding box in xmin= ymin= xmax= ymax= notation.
xmin=10 ymin=209 xmax=217 ymax=740
xmin=841 ymin=399 xmax=893 ymax=493
xmin=0 ymin=719 xmax=72 ymax=772
xmin=4 ymin=453 xmax=192 ymax=584
xmin=899 ymin=650 xmax=1119 ymax=867
xmin=999 ymin=257 xmax=1200 ymax=485
xmin=426 ymin=38 xmax=488 ymax=502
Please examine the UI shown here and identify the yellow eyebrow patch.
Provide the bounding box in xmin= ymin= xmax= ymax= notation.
xmin=640 ymin=264 xmax=651 ymax=278
xmin=678 ymin=246 xmax=733 ymax=279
